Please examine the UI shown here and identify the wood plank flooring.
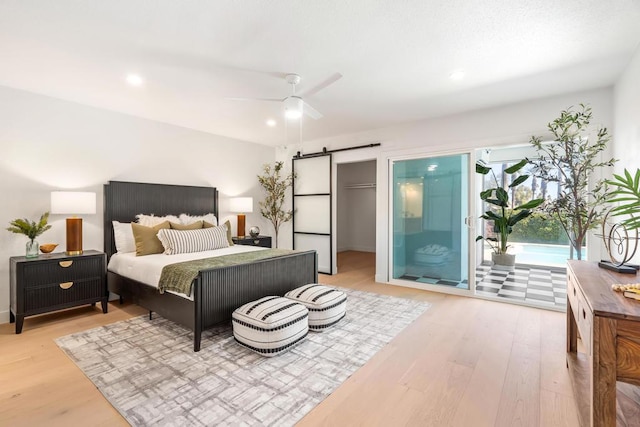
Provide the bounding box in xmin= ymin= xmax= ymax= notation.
xmin=0 ymin=251 xmax=580 ymax=426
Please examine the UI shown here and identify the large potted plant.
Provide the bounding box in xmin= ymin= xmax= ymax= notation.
xmin=529 ymin=104 xmax=616 ymax=260
xmin=257 ymin=161 xmax=295 ymax=248
xmin=476 ymin=159 xmax=544 ymax=269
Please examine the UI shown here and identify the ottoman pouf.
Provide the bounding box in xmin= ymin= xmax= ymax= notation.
xmin=232 ymin=296 xmax=309 ymax=357
xmin=285 ymin=284 xmax=347 ymax=331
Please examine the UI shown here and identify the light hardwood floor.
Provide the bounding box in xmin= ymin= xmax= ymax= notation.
xmin=0 ymin=251 xmax=579 ymax=426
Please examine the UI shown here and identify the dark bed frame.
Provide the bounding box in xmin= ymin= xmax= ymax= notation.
xmin=104 ymin=180 xmax=318 ymax=351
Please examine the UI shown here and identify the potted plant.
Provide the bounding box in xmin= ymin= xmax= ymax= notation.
xmin=7 ymin=212 xmax=52 ymax=258
xmin=529 ymin=104 xmax=616 ymax=260
xmin=257 ymin=162 xmax=295 ymax=248
xmin=476 ymin=159 xmax=544 ymax=269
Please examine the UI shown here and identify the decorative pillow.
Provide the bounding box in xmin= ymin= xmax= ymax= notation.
xmin=157 ymin=225 xmax=230 ymax=255
xmin=180 ymin=213 xmax=217 ymax=226
xmin=136 ymin=213 xmax=180 ymax=227
xmin=112 ymin=221 xmax=135 ymax=253
xmin=131 ymin=221 xmax=170 ymax=256
xmin=204 ymin=220 xmax=234 ymax=246
xmin=170 ymin=220 xmax=203 ymax=230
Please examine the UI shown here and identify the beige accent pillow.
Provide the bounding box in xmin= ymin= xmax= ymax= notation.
xmin=131 ymin=221 xmax=170 ymax=256
xmin=170 ymin=221 xmax=203 ymax=230
xmin=205 ymin=220 xmax=234 ymax=245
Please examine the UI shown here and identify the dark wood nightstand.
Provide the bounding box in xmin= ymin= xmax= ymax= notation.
xmin=9 ymin=250 xmax=107 ymax=334
xmin=232 ymin=235 xmax=272 ymax=248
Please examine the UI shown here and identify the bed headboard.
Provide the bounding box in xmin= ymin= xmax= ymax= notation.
xmin=104 ymin=180 xmax=219 ymax=260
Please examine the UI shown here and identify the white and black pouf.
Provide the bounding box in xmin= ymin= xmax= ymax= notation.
xmin=232 ymin=296 xmax=309 ymax=357
xmin=285 ymin=284 xmax=347 ymax=331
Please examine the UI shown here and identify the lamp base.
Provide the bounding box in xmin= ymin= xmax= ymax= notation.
xmin=66 ymin=217 xmax=83 ymax=255
xmin=237 ymin=214 xmax=246 ymax=238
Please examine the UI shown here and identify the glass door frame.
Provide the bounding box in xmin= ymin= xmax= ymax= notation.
xmin=387 ymin=148 xmax=478 ymax=297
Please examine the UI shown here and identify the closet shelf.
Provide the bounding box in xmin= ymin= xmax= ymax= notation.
xmin=344 ymin=183 xmax=376 ymax=189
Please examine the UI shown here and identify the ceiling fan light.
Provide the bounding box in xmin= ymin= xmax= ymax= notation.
xmin=284 ymin=96 xmax=303 ymax=120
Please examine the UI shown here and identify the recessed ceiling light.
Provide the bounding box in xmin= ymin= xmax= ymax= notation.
xmin=449 ymin=70 xmax=465 ymax=81
xmin=266 ymin=119 xmax=277 ymax=127
xmin=126 ymin=74 xmax=144 ymax=86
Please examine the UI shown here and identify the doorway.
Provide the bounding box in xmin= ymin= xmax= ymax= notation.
xmin=336 ymin=160 xmax=376 ymax=274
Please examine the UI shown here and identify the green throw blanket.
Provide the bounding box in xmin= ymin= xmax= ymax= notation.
xmin=159 ymin=249 xmax=297 ymax=296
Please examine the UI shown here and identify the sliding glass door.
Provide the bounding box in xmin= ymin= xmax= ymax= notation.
xmin=390 ymin=153 xmax=471 ymax=291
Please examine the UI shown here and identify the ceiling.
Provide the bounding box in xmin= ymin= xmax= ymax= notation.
xmin=1 ymin=1 xmax=639 ymax=147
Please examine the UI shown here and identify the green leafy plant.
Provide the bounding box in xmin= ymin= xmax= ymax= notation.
xmin=257 ymin=162 xmax=295 ymax=248
xmin=528 ymin=104 xmax=616 ymax=260
xmin=7 ymin=212 xmax=52 ymax=241
xmin=607 ymin=168 xmax=640 ymax=230
xmin=476 ymin=159 xmax=544 ymax=254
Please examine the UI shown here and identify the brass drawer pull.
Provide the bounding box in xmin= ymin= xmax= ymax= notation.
xmin=59 ymin=281 xmax=73 ymax=290
xmin=59 ymin=260 xmax=73 ymax=268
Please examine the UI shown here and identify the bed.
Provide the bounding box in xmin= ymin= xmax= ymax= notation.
xmin=104 ymin=180 xmax=318 ymax=351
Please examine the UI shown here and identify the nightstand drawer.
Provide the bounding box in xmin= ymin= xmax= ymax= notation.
xmin=232 ymin=235 xmax=272 ymax=248
xmin=22 ymin=256 xmax=103 ymax=287
xmin=23 ymin=278 xmax=105 ymax=313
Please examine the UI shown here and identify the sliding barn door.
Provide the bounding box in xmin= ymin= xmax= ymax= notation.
xmin=293 ymin=154 xmax=332 ymax=274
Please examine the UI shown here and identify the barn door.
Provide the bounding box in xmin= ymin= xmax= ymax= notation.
xmin=293 ymin=154 xmax=332 ymax=274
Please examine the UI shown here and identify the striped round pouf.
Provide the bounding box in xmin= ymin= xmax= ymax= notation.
xmin=232 ymin=296 xmax=309 ymax=357
xmin=285 ymin=284 xmax=347 ymax=331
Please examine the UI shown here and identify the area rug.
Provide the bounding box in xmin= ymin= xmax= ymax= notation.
xmin=56 ymin=288 xmax=430 ymax=426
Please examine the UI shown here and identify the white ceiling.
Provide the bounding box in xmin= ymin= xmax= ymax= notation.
xmin=1 ymin=1 xmax=639 ymax=147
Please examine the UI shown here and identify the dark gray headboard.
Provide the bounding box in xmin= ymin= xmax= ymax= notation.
xmin=104 ymin=180 xmax=219 ymax=260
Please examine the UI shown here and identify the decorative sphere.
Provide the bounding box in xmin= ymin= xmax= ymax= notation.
xmin=249 ymin=226 xmax=260 ymax=238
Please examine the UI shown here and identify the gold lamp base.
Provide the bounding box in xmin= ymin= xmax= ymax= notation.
xmin=66 ymin=217 xmax=83 ymax=255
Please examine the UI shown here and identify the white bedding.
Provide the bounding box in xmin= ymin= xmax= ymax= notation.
xmin=108 ymin=245 xmax=267 ymax=299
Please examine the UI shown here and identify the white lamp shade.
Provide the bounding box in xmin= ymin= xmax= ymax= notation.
xmin=51 ymin=191 xmax=96 ymax=215
xmin=229 ymin=197 xmax=253 ymax=213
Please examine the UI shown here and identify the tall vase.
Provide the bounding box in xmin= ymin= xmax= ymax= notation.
xmin=26 ymin=239 xmax=39 ymax=258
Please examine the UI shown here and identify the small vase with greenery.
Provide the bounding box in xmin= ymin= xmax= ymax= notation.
xmin=7 ymin=212 xmax=52 ymax=258
xmin=476 ymin=159 xmax=544 ymax=269
xmin=528 ymin=104 xmax=616 ymax=260
xmin=257 ymin=162 xmax=295 ymax=248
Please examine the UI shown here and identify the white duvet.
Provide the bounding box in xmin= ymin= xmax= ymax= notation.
xmin=108 ymin=245 xmax=267 ymax=299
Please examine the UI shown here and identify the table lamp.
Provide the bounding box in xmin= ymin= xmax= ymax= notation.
xmin=230 ymin=197 xmax=253 ymax=238
xmin=51 ymin=191 xmax=96 ymax=255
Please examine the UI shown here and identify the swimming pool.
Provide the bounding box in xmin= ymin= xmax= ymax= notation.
xmin=483 ymin=243 xmax=585 ymax=267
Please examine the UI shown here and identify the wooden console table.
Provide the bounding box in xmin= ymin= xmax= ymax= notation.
xmin=566 ymin=261 xmax=640 ymax=426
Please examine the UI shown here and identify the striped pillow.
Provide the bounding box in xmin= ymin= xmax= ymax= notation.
xmin=157 ymin=224 xmax=229 ymax=255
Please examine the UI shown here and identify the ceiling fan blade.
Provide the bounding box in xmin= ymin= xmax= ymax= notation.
xmin=225 ymin=97 xmax=283 ymax=103
xmin=303 ymin=101 xmax=323 ymax=120
xmin=298 ymin=72 xmax=343 ymax=98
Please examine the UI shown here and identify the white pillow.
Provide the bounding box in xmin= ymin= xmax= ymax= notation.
xmin=179 ymin=213 xmax=217 ymax=226
xmin=157 ymin=225 xmax=229 ymax=255
xmin=136 ymin=213 xmax=180 ymax=227
xmin=112 ymin=221 xmax=135 ymax=253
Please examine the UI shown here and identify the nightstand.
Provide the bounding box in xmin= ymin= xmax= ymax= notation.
xmin=9 ymin=250 xmax=107 ymax=334
xmin=232 ymin=235 xmax=272 ymax=248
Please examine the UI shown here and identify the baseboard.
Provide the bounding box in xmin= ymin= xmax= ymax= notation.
xmin=0 ymin=309 xmax=9 ymax=324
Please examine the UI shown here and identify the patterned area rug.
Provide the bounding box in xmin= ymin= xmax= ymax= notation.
xmin=56 ymin=288 xmax=430 ymax=426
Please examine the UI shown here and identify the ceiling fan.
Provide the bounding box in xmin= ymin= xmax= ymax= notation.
xmin=227 ymin=72 xmax=342 ymax=120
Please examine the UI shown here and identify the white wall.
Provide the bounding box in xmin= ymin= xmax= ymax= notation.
xmin=613 ymin=44 xmax=640 ymax=264
xmin=277 ymin=87 xmax=614 ymax=283
xmin=337 ymin=161 xmax=376 ymax=253
xmin=0 ymin=85 xmax=274 ymax=323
